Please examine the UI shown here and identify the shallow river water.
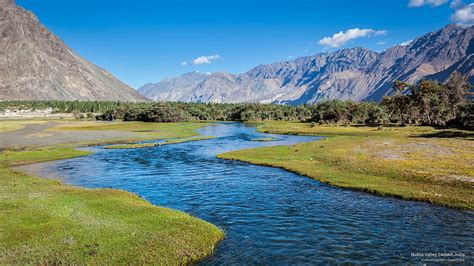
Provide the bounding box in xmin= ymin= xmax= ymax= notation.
xmin=25 ymin=123 xmax=473 ymax=264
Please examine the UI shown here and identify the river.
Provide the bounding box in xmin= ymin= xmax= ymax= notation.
xmin=22 ymin=123 xmax=473 ymax=264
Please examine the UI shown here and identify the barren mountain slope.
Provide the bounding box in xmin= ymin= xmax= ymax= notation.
xmin=140 ymin=24 xmax=473 ymax=104
xmin=0 ymin=0 xmax=146 ymax=101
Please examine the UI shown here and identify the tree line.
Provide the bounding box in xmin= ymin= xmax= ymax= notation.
xmin=381 ymin=72 xmax=472 ymax=127
xmin=0 ymin=100 xmax=150 ymax=114
xmin=1 ymin=73 xmax=471 ymax=128
xmin=96 ymin=73 xmax=472 ymax=128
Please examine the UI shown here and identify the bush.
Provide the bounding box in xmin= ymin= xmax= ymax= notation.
xmin=309 ymin=100 xmax=387 ymax=125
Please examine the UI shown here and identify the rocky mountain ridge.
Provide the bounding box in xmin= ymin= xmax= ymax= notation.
xmin=140 ymin=24 xmax=473 ymax=104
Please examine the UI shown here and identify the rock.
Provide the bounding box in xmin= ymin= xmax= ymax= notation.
xmin=0 ymin=1 xmax=147 ymax=101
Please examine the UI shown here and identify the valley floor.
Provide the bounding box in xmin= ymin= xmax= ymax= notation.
xmin=0 ymin=119 xmax=223 ymax=264
xmin=1 ymin=119 xmax=473 ymax=264
xmin=219 ymin=122 xmax=474 ymax=209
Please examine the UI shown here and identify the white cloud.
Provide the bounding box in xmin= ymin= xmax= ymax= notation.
xmin=451 ymin=2 xmax=474 ymax=24
xmin=287 ymin=56 xmax=294 ymax=59
xmin=377 ymin=41 xmax=388 ymax=45
xmin=450 ymin=0 xmax=463 ymax=8
xmin=408 ymin=0 xmax=473 ymax=25
xmin=318 ymin=28 xmax=387 ymax=48
xmin=408 ymin=0 xmax=448 ymax=7
xmin=181 ymin=61 xmax=188 ymax=66
xmin=192 ymin=54 xmax=220 ymax=65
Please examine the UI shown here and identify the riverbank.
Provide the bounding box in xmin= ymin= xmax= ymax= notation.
xmin=218 ymin=122 xmax=474 ymax=209
xmin=0 ymin=120 xmax=224 ymax=264
xmin=0 ymin=120 xmax=212 ymax=149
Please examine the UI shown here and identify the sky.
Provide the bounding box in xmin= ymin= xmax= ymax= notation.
xmin=16 ymin=0 xmax=474 ymax=89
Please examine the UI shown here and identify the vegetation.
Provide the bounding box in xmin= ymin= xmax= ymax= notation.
xmin=104 ymin=142 xmax=162 ymax=149
xmin=218 ymin=122 xmax=474 ymax=209
xmin=0 ymin=121 xmax=224 ymax=264
xmin=250 ymin=138 xmax=279 ymax=142
xmin=0 ymin=120 xmax=48 ymax=132
xmin=95 ymin=73 xmax=472 ymax=129
xmin=382 ymin=72 xmax=472 ymax=127
xmin=105 ymin=136 xmax=215 ymax=149
xmin=0 ymin=100 xmax=150 ymax=114
xmin=50 ymin=121 xmax=210 ymax=142
xmin=0 ymin=73 xmax=471 ymax=262
xmin=96 ymin=102 xmax=313 ymax=122
xmin=309 ymin=100 xmax=387 ymax=125
xmin=1 ymin=73 xmax=470 ymax=128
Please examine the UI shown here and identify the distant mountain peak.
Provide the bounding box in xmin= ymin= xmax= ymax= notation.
xmin=183 ymin=71 xmax=211 ymax=77
xmin=442 ymin=23 xmax=466 ymax=31
xmin=138 ymin=71 xmax=211 ymax=101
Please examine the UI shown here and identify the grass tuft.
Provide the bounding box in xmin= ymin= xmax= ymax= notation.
xmin=250 ymin=137 xmax=279 ymax=142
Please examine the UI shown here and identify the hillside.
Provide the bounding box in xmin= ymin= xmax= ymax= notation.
xmin=0 ymin=0 xmax=146 ymax=102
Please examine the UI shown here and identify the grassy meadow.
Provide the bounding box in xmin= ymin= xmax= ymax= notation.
xmin=0 ymin=120 xmax=49 ymax=133
xmin=0 ymin=120 xmax=224 ymax=264
xmin=50 ymin=120 xmax=210 ymax=140
xmin=1 ymin=117 xmax=473 ymax=264
xmin=219 ymin=122 xmax=474 ymax=209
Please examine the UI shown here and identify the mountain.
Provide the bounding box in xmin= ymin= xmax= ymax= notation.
xmin=0 ymin=0 xmax=146 ymax=102
xmin=138 ymin=71 xmax=210 ymax=101
xmin=140 ymin=24 xmax=473 ymax=104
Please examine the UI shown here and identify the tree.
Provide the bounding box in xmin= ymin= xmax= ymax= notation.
xmin=442 ymin=72 xmax=471 ymax=120
xmin=393 ymin=80 xmax=409 ymax=95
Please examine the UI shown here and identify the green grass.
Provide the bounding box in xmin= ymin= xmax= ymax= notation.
xmin=52 ymin=121 xmax=205 ymax=135
xmin=105 ymin=136 xmax=215 ymax=149
xmin=250 ymin=137 xmax=278 ymax=142
xmin=218 ymin=122 xmax=474 ymax=209
xmin=48 ymin=121 xmax=213 ymax=146
xmin=0 ymin=121 xmax=224 ymax=264
xmin=104 ymin=143 xmax=160 ymax=149
xmin=0 ymin=120 xmax=48 ymax=132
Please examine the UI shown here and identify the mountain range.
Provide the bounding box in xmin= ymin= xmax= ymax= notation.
xmin=1 ymin=0 xmax=472 ymax=104
xmin=0 ymin=0 xmax=146 ymax=102
xmin=140 ymin=24 xmax=473 ymax=104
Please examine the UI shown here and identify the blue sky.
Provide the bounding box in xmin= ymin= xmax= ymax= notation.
xmin=16 ymin=0 xmax=471 ymax=88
